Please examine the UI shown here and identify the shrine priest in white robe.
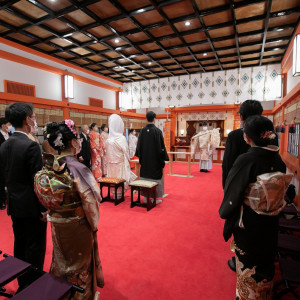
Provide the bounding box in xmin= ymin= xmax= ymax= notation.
xmin=106 ymin=114 xmax=137 ymax=199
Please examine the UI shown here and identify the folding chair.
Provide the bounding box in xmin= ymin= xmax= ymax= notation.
xmin=274 ymin=258 xmax=300 ymax=299
xmin=0 ymin=253 xmax=31 ymax=298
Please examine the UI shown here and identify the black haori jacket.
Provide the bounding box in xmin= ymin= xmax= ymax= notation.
xmin=135 ymin=123 xmax=169 ymax=180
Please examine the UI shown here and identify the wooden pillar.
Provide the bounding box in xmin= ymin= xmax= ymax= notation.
xmin=170 ymin=112 xmax=177 ymax=147
xmin=116 ymin=91 xmax=119 ymax=110
xmin=233 ymin=108 xmax=240 ymax=130
xmin=163 ymin=120 xmax=171 ymax=152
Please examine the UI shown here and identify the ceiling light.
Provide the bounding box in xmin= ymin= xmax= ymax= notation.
xmin=277 ymin=12 xmax=285 ymax=16
xmin=276 ymin=28 xmax=284 ymax=31
xmin=137 ymin=8 xmax=145 ymax=13
xmin=185 ymin=21 xmax=191 ymax=26
xmin=273 ymin=48 xmax=280 ymax=51
xmin=203 ymin=53 xmax=207 ymax=56
xmin=63 ymin=39 xmax=72 ymax=44
xmin=114 ymin=38 xmax=120 ymax=43
xmin=63 ymin=33 xmax=73 ymax=37
xmin=148 ymin=62 xmax=152 ymax=65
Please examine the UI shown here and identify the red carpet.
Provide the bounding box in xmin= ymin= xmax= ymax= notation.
xmin=0 ymin=163 xmax=293 ymax=299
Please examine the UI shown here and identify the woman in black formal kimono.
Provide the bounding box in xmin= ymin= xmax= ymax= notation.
xmin=219 ymin=115 xmax=291 ymax=300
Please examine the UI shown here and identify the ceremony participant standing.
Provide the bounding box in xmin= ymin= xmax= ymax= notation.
xmin=106 ymin=114 xmax=136 ymax=199
xmin=35 ymin=120 xmax=104 ymax=300
xmin=222 ymin=99 xmax=263 ymax=272
xmin=90 ymin=123 xmax=104 ymax=181
xmin=78 ymin=124 xmax=91 ymax=169
xmin=219 ymin=116 xmax=287 ymax=300
xmin=0 ymin=102 xmax=46 ymax=291
xmin=100 ymin=124 xmax=109 ymax=176
xmin=135 ymin=111 xmax=169 ymax=203
xmin=128 ymin=129 xmax=138 ymax=169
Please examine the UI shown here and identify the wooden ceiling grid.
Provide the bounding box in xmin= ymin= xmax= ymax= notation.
xmin=0 ymin=0 xmax=298 ymax=82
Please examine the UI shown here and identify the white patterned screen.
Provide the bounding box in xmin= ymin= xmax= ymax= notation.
xmin=121 ymin=64 xmax=282 ymax=109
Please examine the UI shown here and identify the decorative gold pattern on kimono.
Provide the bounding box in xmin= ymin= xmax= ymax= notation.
xmin=236 ymin=256 xmax=273 ymax=300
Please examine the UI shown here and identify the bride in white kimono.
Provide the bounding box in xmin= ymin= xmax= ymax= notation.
xmin=105 ymin=114 xmax=137 ymax=198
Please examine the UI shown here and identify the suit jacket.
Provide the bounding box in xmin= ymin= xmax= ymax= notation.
xmin=222 ymin=129 xmax=249 ymax=188
xmin=0 ymin=131 xmax=11 ymax=147
xmin=78 ymin=132 xmax=91 ymax=168
xmin=0 ymin=132 xmax=44 ymax=217
xmin=135 ymin=124 xmax=169 ymax=180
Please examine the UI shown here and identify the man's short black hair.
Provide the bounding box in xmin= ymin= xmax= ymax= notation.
xmin=238 ymin=100 xmax=263 ymax=121
xmin=146 ymin=111 xmax=156 ymax=122
xmin=5 ymin=102 xmax=33 ymax=128
xmin=129 ymin=128 xmax=134 ymax=133
xmin=0 ymin=117 xmax=8 ymax=127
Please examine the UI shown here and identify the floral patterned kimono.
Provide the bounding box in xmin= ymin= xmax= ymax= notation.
xmin=34 ymin=154 xmax=104 ymax=300
xmin=90 ymin=130 xmax=104 ymax=181
xmin=100 ymin=131 xmax=108 ymax=176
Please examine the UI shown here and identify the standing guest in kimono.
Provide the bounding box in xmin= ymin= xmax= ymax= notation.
xmin=34 ymin=119 xmax=104 ymax=300
xmin=90 ymin=123 xmax=104 ymax=181
xmin=100 ymin=124 xmax=109 ymax=177
xmin=105 ymin=114 xmax=136 ymax=199
xmin=135 ymin=111 xmax=169 ymax=203
xmin=191 ymin=122 xmax=220 ymax=172
xmin=128 ymin=129 xmax=138 ymax=169
xmin=219 ymin=115 xmax=288 ymax=300
xmin=78 ymin=124 xmax=91 ymax=169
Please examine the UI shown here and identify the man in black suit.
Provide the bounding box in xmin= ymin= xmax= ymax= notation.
xmin=78 ymin=124 xmax=91 ymax=169
xmin=0 ymin=117 xmax=12 ymax=209
xmin=222 ymin=100 xmax=263 ymax=272
xmin=0 ymin=102 xmax=47 ymax=291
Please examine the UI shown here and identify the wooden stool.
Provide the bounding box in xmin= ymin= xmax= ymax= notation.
xmin=99 ymin=177 xmax=126 ymax=206
xmin=129 ymin=180 xmax=158 ymax=211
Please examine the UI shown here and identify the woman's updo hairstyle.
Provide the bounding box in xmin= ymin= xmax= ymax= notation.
xmin=46 ymin=119 xmax=78 ymax=152
xmin=244 ymin=115 xmax=276 ymax=147
xmin=90 ymin=123 xmax=97 ymax=130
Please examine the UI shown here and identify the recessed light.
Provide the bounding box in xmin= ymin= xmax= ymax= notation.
xmin=185 ymin=21 xmax=191 ymax=26
xmin=63 ymin=39 xmax=72 ymax=44
xmin=203 ymin=53 xmax=207 ymax=56
xmin=148 ymin=62 xmax=152 ymax=65
xmin=137 ymin=8 xmax=145 ymax=13
xmin=276 ymin=28 xmax=284 ymax=31
xmin=273 ymin=48 xmax=280 ymax=50
xmin=114 ymin=38 xmax=119 ymax=43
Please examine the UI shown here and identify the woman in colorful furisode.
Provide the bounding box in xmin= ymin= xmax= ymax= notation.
xmin=89 ymin=123 xmax=104 ymax=181
xmin=34 ymin=119 xmax=104 ymax=300
xmin=105 ymin=114 xmax=137 ymax=199
xmin=219 ymin=115 xmax=291 ymax=300
xmin=100 ymin=124 xmax=109 ymax=177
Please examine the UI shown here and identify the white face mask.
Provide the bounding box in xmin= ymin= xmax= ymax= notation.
xmin=203 ymin=126 xmax=208 ymax=131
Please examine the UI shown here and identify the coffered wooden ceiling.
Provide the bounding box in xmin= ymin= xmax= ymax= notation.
xmin=0 ymin=0 xmax=299 ymax=82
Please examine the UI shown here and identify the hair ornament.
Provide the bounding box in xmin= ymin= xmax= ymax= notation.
xmin=65 ymin=119 xmax=77 ymax=136
xmin=53 ymin=133 xmax=64 ymax=148
xmin=261 ymin=131 xmax=276 ymax=139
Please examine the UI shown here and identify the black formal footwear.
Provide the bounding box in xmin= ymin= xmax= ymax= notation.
xmin=200 ymin=169 xmax=204 ymax=172
xmin=228 ymin=258 xmax=236 ymax=272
